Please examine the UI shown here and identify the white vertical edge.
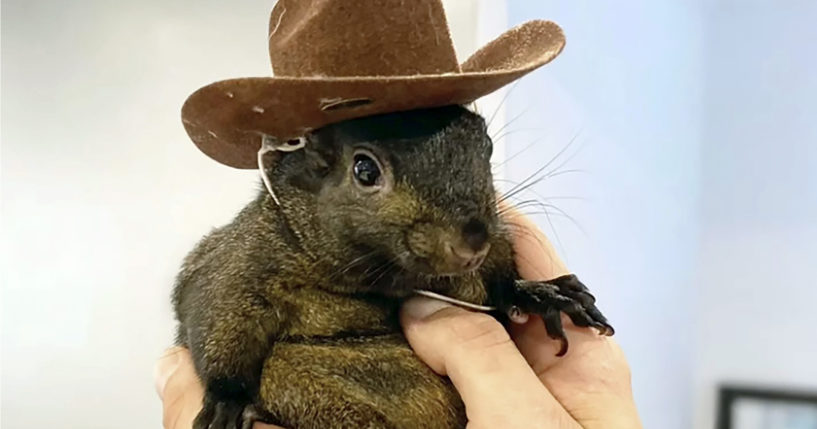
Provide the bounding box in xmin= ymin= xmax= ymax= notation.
xmin=473 ymin=0 xmax=509 ymax=184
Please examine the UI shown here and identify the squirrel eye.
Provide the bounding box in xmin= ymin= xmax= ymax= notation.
xmin=353 ymin=154 xmax=381 ymax=187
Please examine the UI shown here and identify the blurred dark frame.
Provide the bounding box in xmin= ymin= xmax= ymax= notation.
xmin=717 ymin=385 xmax=817 ymax=429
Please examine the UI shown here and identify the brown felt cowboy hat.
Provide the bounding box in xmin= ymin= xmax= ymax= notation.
xmin=182 ymin=0 xmax=566 ymax=169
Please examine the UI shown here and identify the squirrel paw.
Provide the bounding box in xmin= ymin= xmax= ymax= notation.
xmin=194 ymin=397 xmax=268 ymax=429
xmin=510 ymin=274 xmax=614 ymax=356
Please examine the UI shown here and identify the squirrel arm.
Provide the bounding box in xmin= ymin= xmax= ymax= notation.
xmin=181 ymin=291 xmax=284 ymax=402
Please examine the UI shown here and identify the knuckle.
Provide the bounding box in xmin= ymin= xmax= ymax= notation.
xmin=613 ymin=347 xmax=633 ymax=381
xmin=592 ymin=339 xmax=633 ymax=392
xmin=606 ymin=340 xmax=630 ymax=371
xmin=161 ymin=389 xmax=184 ymax=428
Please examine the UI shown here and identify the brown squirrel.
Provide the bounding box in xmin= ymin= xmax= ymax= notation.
xmin=172 ymin=105 xmax=613 ymax=429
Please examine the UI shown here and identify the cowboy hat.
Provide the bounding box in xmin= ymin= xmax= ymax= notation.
xmin=181 ymin=0 xmax=566 ymax=169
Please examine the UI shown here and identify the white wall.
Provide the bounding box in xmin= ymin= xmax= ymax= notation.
xmin=0 ymin=1 xmax=486 ymax=428
xmin=502 ymin=2 xmax=703 ymax=428
xmin=694 ymin=2 xmax=817 ymax=427
xmin=500 ymin=3 xmax=817 ymax=429
xmin=2 ymin=1 xmax=268 ymax=427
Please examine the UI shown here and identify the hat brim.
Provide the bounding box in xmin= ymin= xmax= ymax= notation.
xmin=182 ymin=20 xmax=565 ymax=169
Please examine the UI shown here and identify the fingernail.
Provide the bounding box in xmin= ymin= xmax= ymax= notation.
xmin=154 ymin=348 xmax=182 ymax=397
xmin=402 ymin=296 xmax=454 ymax=321
xmin=508 ymin=306 xmax=530 ymax=324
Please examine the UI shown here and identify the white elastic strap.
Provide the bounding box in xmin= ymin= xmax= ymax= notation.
xmin=257 ymin=145 xmax=282 ymax=207
xmin=413 ymin=289 xmax=497 ymax=312
xmin=257 ymin=136 xmax=308 ymax=207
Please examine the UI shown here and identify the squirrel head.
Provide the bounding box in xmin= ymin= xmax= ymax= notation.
xmin=268 ymin=105 xmax=500 ymax=292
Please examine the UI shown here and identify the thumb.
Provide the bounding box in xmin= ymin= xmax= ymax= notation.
xmin=399 ymin=297 xmax=578 ymax=428
xmin=155 ymin=347 xmax=204 ymax=429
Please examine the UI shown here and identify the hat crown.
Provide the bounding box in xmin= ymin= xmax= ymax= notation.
xmin=268 ymin=0 xmax=461 ymax=78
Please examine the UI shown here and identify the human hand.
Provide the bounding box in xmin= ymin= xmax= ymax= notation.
xmin=154 ymin=347 xmax=283 ymax=429
xmin=399 ymin=208 xmax=642 ymax=428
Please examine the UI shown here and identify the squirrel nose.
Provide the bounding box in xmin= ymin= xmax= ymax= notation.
xmin=461 ymin=218 xmax=489 ymax=251
xmin=445 ymin=242 xmax=490 ymax=272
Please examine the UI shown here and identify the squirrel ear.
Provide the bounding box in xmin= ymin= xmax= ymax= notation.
xmin=303 ymin=145 xmax=330 ymax=175
xmin=257 ymin=134 xmax=305 ymax=180
xmin=284 ymin=131 xmax=338 ymax=192
xmin=302 ymin=129 xmax=340 ymax=173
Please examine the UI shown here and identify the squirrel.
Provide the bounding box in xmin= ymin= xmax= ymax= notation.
xmin=172 ymin=104 xmax=614 ymax=429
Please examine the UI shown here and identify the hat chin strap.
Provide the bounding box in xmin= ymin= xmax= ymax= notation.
xmin=257 ymin=145 xmax=282 ymax=207
xmin=257 ymin=135 xmax=309 ymax=207
xmin=413 ymin=290 xmax=496 ymax=312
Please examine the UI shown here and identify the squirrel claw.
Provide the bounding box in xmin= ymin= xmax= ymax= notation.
xmin=241 ymin=404 xmax=275 ymax=429
xmin=511 ymin=274 xmax=614 ymax=356
xmin=194 ymin=397 xmax=264 ymax=429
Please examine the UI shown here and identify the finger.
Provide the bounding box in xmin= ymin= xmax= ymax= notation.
xmin=401 ymin=297 xmax=580 ymax=429
xmin=499 ymin=203 xmax=569 ymax=281
xmin=510 ymin=315 xmax=617 ymax=378
xmin=155 ymin=347 xmax=185 ymax=398
xmin=155 ymin=346 xmax=204 ymax=429
xmin=509 ymin=316 xmax=640 ymax=429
